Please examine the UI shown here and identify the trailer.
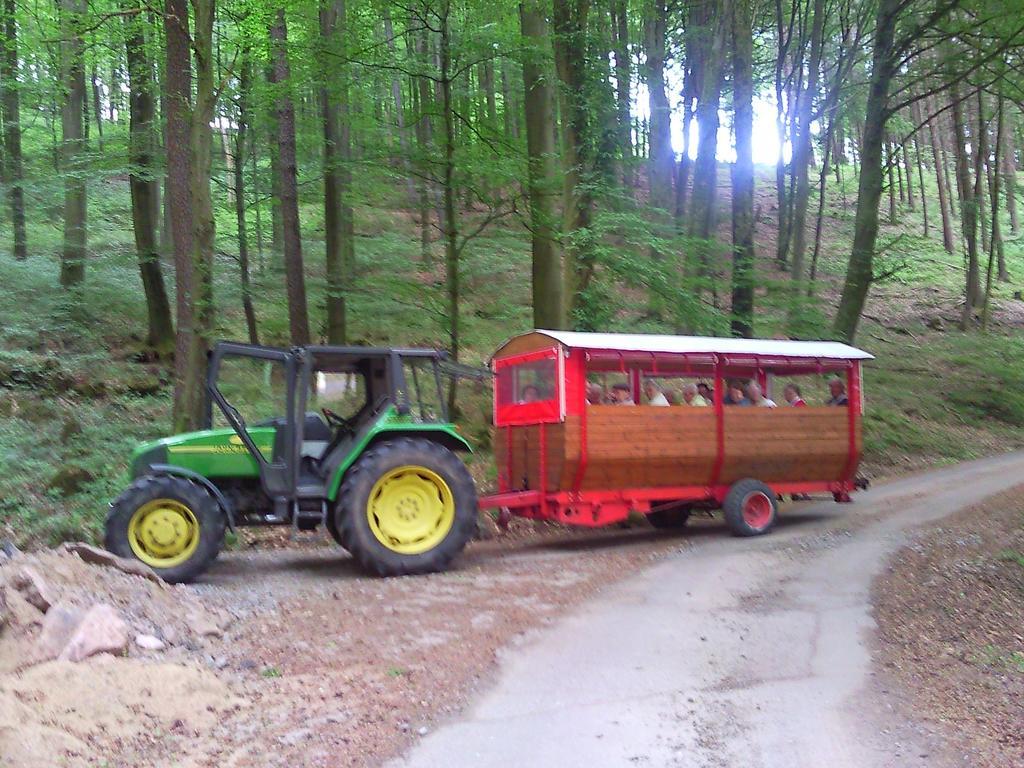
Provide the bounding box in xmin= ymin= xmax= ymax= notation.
xmin=478 ymin=331 xmax=873 ymax=536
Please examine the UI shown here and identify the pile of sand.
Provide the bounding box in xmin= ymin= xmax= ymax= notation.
xmin=0 ymin=547 xmax=246 ymax=768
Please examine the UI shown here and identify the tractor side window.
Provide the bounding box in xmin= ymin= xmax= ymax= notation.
xmin=494 ymin=352 xmax=561 ymax=425
xmin=213 ymin=355 xmax=288 ymax=430
xmin=403 ymin=360 xmax=445 ymax=422
xmin=313 ymin=372 xmax=367 ymax=423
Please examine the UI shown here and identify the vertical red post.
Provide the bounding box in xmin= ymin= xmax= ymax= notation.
xmin=709 ymin=356 xmax=725 ymax=487
xmin=630 ymin=368 xmax=641 ymax=404
xmin=840 ymin=361 xmax=862 ymax=495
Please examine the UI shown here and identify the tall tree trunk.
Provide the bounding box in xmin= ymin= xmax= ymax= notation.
xmin=914 ymin=136 xmax=927 ymax=236
xmin=438 ymin=0 xmax=460 ymax=411
xmin=729 ymin=0 xmax=754 ymax=338
xmin=685 ymin=0 xmax=728 ymax=311
xmin=1003 ymin=106 xmax=1018 ymax=240
xmin=266 ymin=63 xmax=284 ymax=266
xmin=902 ymin=132 xmax=914 ymax=209
xmin=982 ymin=91 xmax=1004 ymax=331
xmin=552 ymin=0 xmax=595 ymax=325
xmin=521 ymin=0 xmax=564 ymax=329
xmin=233 ymin=47 xmax=258 ymax=345
xmin=271 ymin=9 xmax=310 ymax=345
xmin=0 ymin=0 xmax=27 ymax=260
xmin=90 ymin=63 xmax=102 ymax=147
xmin=382 ymin=8 xmax=417 ymax=205
xmin=643 ymin=0 xmax=673 ymax=212
xmin=610 ymin=0 xmax=633 ymax=191
xmin=925 ymin=98 xmax=954 ymax=253
xmin=321 ymin=0 xmax=353 ymax=344
xmin=59 ymin=0 xmax=87 ymax=287
xmin=832 ymin=0 xmax=900 ymax=342
xmin=887 ymin=141 xmax=897 ymax=223
xmin=951 ymin=82 xmax=979 ymax=312
xmin=124 ymin=6 xmax=174 ymax=354
xmin=166 ymin=0 xmax=204 ymax=430
xmin=788 ymin=0 xmax=826 ymax=287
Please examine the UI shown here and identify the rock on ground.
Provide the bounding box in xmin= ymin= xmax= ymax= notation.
xmin=11 ymin=567 xmax=53 ymax=613
xmin=58 ymin=604 xmax=128 ymax=662
xmin=62 ymin=542 xmax=162 ymax=584
xmin=34 ymin=603 xmax=85 ymax=662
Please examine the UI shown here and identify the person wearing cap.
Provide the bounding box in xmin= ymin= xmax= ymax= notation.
xmin=611 ymin=382 xmax=635 ymax=405
xmin=696 ymin=382 xmax=713 ymax=403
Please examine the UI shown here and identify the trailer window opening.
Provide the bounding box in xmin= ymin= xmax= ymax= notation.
xmin=494 ymin=351 xmax=562 ymax=425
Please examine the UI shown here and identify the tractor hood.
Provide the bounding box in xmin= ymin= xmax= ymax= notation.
xmin=130 ymin=426 xmax=277 ymax=479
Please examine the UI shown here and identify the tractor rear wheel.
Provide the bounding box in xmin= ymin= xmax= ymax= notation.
xmin=106 ymin=474 xmax=224 ymax=583
xmin=722 ymin=478 xmax=778 ymax=537
xmin=647 ymin=505 xmax=692 ymax=529
xmin=335 ymin=438 xmax=477 ymax=576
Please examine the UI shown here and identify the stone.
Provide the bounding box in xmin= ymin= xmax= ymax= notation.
xmin=135 ymin=633 xmax=166 ymax=651
xmin=187 ymin=611 xmax=223 ymax=638
xmin=35 ymin=603 xmax=85 ymax=660
xmin=59 ymin=604 xmax=129 ymax=662
xmin=12 ymin=567 xmax=54 ymax=612
xmin=63 ymin=542 xmax=163 ymax=584
xmin=0 ymin=538 xmax=20 ymax=559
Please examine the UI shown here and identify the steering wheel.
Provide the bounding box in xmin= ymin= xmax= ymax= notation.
xmin=321 ymin=407 xmax=354 ymax=433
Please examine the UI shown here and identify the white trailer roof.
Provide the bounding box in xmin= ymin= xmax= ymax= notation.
xmin=531 ymin=330 xmax=873 ymax=361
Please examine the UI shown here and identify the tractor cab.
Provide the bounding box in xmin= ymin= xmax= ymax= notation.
xmin=109 ymin=342 xmax=478 ymax=583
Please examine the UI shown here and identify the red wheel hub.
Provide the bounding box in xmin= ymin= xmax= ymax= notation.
xmin=741 ymin=491 xmax=773 ymax=529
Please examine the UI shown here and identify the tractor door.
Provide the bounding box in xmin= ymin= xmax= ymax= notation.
xmin=206 ymin=343 xmax=307 ymax=503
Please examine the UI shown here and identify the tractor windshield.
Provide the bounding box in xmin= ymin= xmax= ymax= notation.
xmin=212 ymin=354 xmax=289 ymax=431
xmin=402 ymin=357 xmax=446 ymax=422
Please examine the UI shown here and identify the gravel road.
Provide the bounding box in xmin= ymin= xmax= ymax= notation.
xmin=393 ymin=451 xmax=1024 ymax=768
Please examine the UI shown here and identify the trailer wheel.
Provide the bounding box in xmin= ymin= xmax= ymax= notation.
xmin=647 ymin=505 xmax=692 ymax=529
xmin=335 ymin=438 xmax=477 ymax=576
xmin=105 ymin=474 xmax=224 ymax=583
xmin=722 ymin=479 xmax=778 ymax=537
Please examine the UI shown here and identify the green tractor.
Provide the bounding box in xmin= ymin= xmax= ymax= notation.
xmin=106 ymin=342 xmax=479 ymax=582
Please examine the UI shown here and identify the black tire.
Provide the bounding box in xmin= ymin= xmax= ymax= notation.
xmin=105 ymin=474 xmax=225 ymax=583
xmin=722 ymin=478 xmax=778 ymax=537
xmin=335 ymin=438 xmax=477 ymax=576
xmin=324 ymin=512 xmax=349 ymax=551
xmin=647 ymin=505 xmax=692 ymax=529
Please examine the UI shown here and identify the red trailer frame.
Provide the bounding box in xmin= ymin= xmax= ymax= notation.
xmin=479 ymin=331 xmax=872 ymax=533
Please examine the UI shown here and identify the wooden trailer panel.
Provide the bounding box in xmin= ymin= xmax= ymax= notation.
xmin=719 ymin=407 xmax=856 ymax=484
xmin=495 ymin=406 xmax=859 ymax=495
xmin=493 ymin=423 xmax=567 ymax=492
xmin=561 ymin=407 xmax=719 ymax=490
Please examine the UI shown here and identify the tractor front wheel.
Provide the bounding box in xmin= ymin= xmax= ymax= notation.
xmin=335 ymin=438 xmax=477 ymax=576
xmin=106 ymin=475 xmax=224 ymax=583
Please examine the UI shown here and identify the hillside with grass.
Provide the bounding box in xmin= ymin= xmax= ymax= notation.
xmin=2 ymin=161 xmax=1024 ymax=548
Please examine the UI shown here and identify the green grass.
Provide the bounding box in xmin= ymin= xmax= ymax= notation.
xmin=2 ymin=164 xmax=1024 ymax=546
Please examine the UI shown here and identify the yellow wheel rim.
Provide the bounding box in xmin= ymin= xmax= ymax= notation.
xmin=127 ymin=498 xmax=200 ymax=569
xmin=367 ymin=465 xmax=456 ymax=555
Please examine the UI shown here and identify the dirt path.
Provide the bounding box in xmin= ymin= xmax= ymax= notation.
xmin=393 ymin=451 xmax=1024 ymax=768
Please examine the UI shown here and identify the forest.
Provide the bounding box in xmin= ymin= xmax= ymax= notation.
xmin=3 ymin=0 xmax=1024 ymax=544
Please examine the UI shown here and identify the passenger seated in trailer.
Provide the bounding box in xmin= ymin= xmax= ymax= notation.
xmin=586 ymin=383 xmax=605 ymax=405
xmin=681 ymin=383 xmax=708 ymax=407
xmin=519 ymin=384 xmax=541 ymax=403
xmin=725 ymin=380 xmax=751 ymax=406
xmin=826 ymin=377 xmax=849 ymax=406
xmin=611 ymin=383 xmax=635 ymax=405
xmin=783 ymin=383 xmax=806 ymax=407
xmin=643 ymin=380 xmax=670 ymax=406
xmin=748 ymin=381 xmax=776 ymax=408
xmin=697 ymin=382 xmax=713 ymax=403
